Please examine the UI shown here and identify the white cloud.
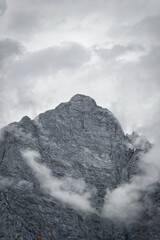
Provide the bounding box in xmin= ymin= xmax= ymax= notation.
xmin=21 ymin=150 xmax=93 ymax=212
xmin=102 ymin=144 xmax=160 ymax=222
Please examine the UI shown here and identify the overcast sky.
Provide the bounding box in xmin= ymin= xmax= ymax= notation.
xmin=0 ymin=0 xmax=160 ymax=140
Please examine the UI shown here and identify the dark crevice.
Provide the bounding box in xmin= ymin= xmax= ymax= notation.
xmin=0 ymin=149 xmax=5 ymax=166
xmin=123 ymin=227 xmax=129 ymax=240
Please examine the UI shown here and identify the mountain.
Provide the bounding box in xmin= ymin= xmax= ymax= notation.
xmin=0 ymin=94 xmax=159 ymax=240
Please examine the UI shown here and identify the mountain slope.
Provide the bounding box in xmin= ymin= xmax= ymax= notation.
xmin=0 ymin=94 xmax=159 ymax=240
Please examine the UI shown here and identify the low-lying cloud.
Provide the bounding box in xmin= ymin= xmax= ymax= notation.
xmin=22 ymin=150 xmax=93 ymax=212
xmin=102 ymin=144 xmax=160 ymax=222
xmin=3 ymin=132 xmax=160 ymax=222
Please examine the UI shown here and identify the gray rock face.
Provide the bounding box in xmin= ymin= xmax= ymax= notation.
xmin=0 ymin=94 xmax=159 ymax=239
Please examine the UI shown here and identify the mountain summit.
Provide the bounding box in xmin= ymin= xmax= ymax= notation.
xmin=69 ymin=94 xmax=97 ymax=110
xmin=0 ymin=95 xmax=159 ymax=239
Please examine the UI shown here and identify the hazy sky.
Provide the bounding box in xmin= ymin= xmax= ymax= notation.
xmin=0 ymin=0 xmax=160 ymax=139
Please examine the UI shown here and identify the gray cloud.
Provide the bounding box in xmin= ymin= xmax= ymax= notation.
xmin=131 ymin=15 xmax=160 ymax=41
xmin=0 ymin=0 xmax=102 ymax=38
xmin=0 ymin=38 xmax=25 ymax=127
xmin=10 ymin=42 xmax=91 ymax=78
xmin=140 ymin=46 xmax=160 ymax=77
xmin=109 ymin=15 xmax=160 ymax=46
xmin=0 ymin=38 xmax=24 ymax=69
xmin=1 ymin=0 xmax=159 ymax=45
xmin=95 ymin=44 xmax=145 ymax=62
xmin=0 ymin=0 xmax=6 ymax=16
xmin=22 ymin=150 xmax=93 ymax=212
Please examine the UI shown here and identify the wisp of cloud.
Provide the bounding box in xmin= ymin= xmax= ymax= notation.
xmin=102 ymin=144 xmax=160 ymax=222
xmin=21 ymin=150 xmax=93 ymax=212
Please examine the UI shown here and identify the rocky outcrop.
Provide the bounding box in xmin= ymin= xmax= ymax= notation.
xmin=0 ymin=94 xmax=159 ymax=239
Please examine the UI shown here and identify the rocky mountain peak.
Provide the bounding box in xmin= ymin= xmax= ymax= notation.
xmin=69 ymin=94 xmax=97 ymax=111
xmin=20 ymin=115 xmax=31 ymax=123
xmin=0 ymin=95 xmax=159 ymax=240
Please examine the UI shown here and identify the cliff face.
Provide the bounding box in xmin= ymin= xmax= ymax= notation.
xmin=0 ymin=94 xmax=159 ymax=240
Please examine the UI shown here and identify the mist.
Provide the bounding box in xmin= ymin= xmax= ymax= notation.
xmin=102 ymin=143 xmax=160 ymax=222
xmin=0 ymin=176 xmax=13 ymax=190
xmin=21 ymin=149 xmax=93 ymax=212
